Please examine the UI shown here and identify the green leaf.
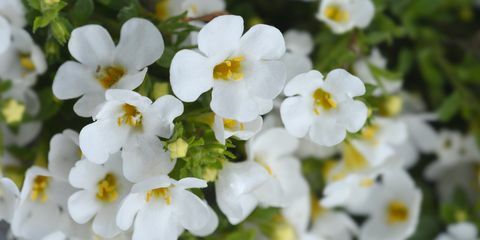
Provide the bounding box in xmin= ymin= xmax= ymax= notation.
xmin=70 ymin=0 xmax=94 ymax=25
xmin=225 ymin=229 xmax=256 ymax=240
xmin=437 ymin=91 xmax=461 ymax=121
xmin=26 ymin=0 xmax=41 ymax=10
xmin=50 ymin=17 xmax=72 ymax=45
xmin=33 ymin=13 xmax=57 ymax=32
xmin=0 ymin=81 xmax=12 ymax=93
xmin=156 ymin=47 xmax=176 ymax=68
xmin=37 ymin=88 xmax=62 ymax=120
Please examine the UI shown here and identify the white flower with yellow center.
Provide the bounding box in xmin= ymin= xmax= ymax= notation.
xmin=0 ymin=27 xmax=46 ymax=80
xmin=282 ymin=30 xmax=313 ymax=81
xmin=171 ymin=15 xmax=287 ymax=122
xmin=0 ymin=177 xmax=19 ymax=223
xmin=116 ymin=175 xmax=218 ymax=240
xmin=436 ymin=222 xmax=478 ymax=240
xmin=280 ymin=69 xmax=368 ymax=147
xmin=216 ymin=128 xmax=308 ymax=224
xmin=359 ymin=169 xmax=422 ymax=240
xmin=156 ymin=0 xmax=225 ymax=21
xmin=11 ymin=167 xmax=75 ymax=239
xmin=213 ymin=114 xmax=263 ymax=144
xmin=48 ymin=129 xmax=82 ymax=181
xmin=79 ymin=89 xmax=183 ymax=182
xmin=0 ymin=0 xmax=25 ymax=53
xmin=52 ymin=18 xmax=164 ymax=117
xmin=316 ymin=0 xmax=375 ymax=34
xmin=68 ymin=154 xmax=132 ymax=238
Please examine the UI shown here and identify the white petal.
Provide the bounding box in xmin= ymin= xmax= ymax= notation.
xmin=323 ymin=69 xmax=366 ymax=101
xmin=176 ymin=177 xmax=207 ymax=189
xmin=73 ymin=92 xmax=106 ymax=118
xmin=68 ymin=25 xmax=115 ymax=67
xmin=133 ymin=204 xmax=182 ymax=240
xmin=189 ymin=203 xmax=219 ymax=237
xmin=116 ymin=193 xmax=144 ymax=230
xmin=244 ymin=60 xmax=286 ymax=99
xmin=67 ymin=190 xmax=101 ymax=224
xmin=282 ymin=52 xmax=313 ymax=81
xmin=211 ymin=79 xmax=260 ymax=122
xmin=352 ymin=0 xmax=375 ymax=28
xmin=52 ymin=61 xmax=101 ymax=99
xmin=239 ymin=24 xmax=285 ymax=60
xmin=251 ymin=128 xmax=299 ymax=159
xmin=284 ymin=29 xmax=314 ymax=55
xmin=309 ymin=118 xmax=346 ymax=146
xmin=170 ymin=49 xmax=214 ymax=102
xmin=336 ymin=100 xmax=368 ymax=132
xmin=280 ymin=96 xmax=313 ymax=138
xmin=146 ymin=94 xmax=184 ymax=138
xmin=284 ymin=70 xmax=323 ymax=96
xmin=198 ymin=15 xmax=243 ymax=57
xmin=92 ymin=204 xmax=122 ymax=238
xmin=48 ymin=130 xmax=80 ymax=180
xmin=0 ymin=17 xmax=11 ymax=54
xmin=113 ymin=68 xmax=147 ymax=90
xmin=172 ymin=188 xmax=211 ymax=231
xmin=0 ymin=177 xmax=19 ymax=222
xmin=115 ymin=18 xmax=164 ymax=71
xmin=79 ymin=119 xmax=129 ymax=164
xmin=68 ymin=159 xmax=107 ymax=189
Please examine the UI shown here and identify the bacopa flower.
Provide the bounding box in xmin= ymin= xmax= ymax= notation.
xmin=68 ymin=154 xmax=131 ymax=238
xmin=52 ymin=18 xmax=164 ymax=117
xmin=316 ymin=0 xmax=375 ymax=34
xmin=216 ymin=128 xmax=308 ymax=224
xmin=117 ymin=175 xmax=218 ymax=240
xmin=0 ymin=177 xmax=19 ymax=223
xmin=359 ymin=169 xmax=422 ymax=240
xmin=170 ymin=15 xmax=287 ymax=122
xmin=212 ymin=114 xmax=263 ymax=144
xmin=280 ymin=69 xmax=368 ymax=147
xmin=0 ymin=0 xmax=25 ymax=53
xmin=79 ymin=89 xmax=183 ymax=182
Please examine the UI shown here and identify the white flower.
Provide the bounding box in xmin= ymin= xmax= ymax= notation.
xmin=0 ymin=0 xmax=25 ymax=53
xmin=116 ymin=175 xmax=218 ymax=240
xmin=0 ymin=27 xmax=46 ymax=80
xmin=316 ymin=0 xmax=375 ymax=34
xmin=359 ymin=169 xmax=422 ymax=240
xmin=11 ymin=167 xmax=74 ymax=239
xmin=48 ymin=129 xmax=82 ymax=181
xmin=282 ymin=30 xmax=313 ymax=81
xmin=436 ymin=222 xmax=478 ymax=240
xmin=213 ymin=114 xmax=262 ymax=144
xmin=353 ymin=48 xmax=402 ymax=96
xmin=216 ymin=128 xmax=307 ymax=224
xmin=310 ymin=207 xmax=358 ymax=240
xmin=156 ymin=0 xmax=225 ymax=20
xmin=171 ymin=15 xmax=287 ymax=122
xmin=68 ymin=154 xmax=131 ymax=238
xmin=79 ymin=89 xmax=183 ymax=182
xmin=280 ymin=69 xmax=368 ymax=146
xmin=0 ymin=177 xmax=19 ymax=223
xmin=52 ymin=18 xmax=164 ymax=117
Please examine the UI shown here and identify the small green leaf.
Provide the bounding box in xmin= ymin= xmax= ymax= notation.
xmin=71 ymin=0 xmax=94 ymax=25
xmin=437 ymin=91 xmax=462 ymax=121
xmin=26 ymin=0 xmax=41 ymax=10
xmin=225 ymin=229 xmax=256 ymax=240
xmin=156 ymin=47 xmax=176 ymax=68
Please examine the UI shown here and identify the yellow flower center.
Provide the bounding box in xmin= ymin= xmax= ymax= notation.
xmin=223 ymin=118 xmax=245 ymax=131
xmin=2 ymin=99 xmax=25 ymax=124
xmin=312 ymin=88 xmax=337 ymax=115
xmin=311 ymin=197 xmax=326 ymax=221
xmin=332 ymin=143 xmax=369 ymax=180
xmin=361 ymin=124 xmax=380 ymax=145
xmin=96 ymin=65 xmax=125 ymax=89
xmin=359 ymin=178 xmax=375 ymax=188
xmin=30 ymin=176 xmax=50 ymax=203
xmin=324 ymin=5 xmax=350 ymax=23
xmin=387 ymin=200 xmax=409 ymax=224
xmin=155 ymin=0 xmax=170 ymax=21
xmin=19 ymin=53 xmax=35 ymax=73
xmin=117 ymin=104 xmax=143 ymax=128
xmin=213 ymin=56 xmax=245 ymax=81
xmin=96 ymin=173 xmax=119 ymax=203
xmin=146 ymin=187 xmax=171 ymax=205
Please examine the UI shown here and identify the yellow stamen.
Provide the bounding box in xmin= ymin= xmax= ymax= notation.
xmin=96 ymin=65 xmax=125 ymax=89
xmin=2 ymin=99 xmax=25 ymax=124
xmin=117 ymin=104 xmax=143 ymax=128
xmin=343 ymin=143 xmax=369 ymax=172
xmin=213 ymin=56 xmax=245 ymax=81
xmin=361 ymin=124 xmax=380 ymax=145
xmin=19 ymin=54 xmax=36 ymax=72
xmin=311 ymin=196 xmax=326 ymax=221
xmin=146 ymin=187 xmax=171 ymax=205
xmin=387 ymin=200 xmax=409 ymax=224
xmin=30 ymin=176 xmax=50 ymax=203
xmin=96 ymin=173 xmax=118 ymax=203
xmin=223 ymin=118 xmax=245 ymax=131
xmin=324 ymin=5 xmax=350 ymax=23
xmin=155 ymin=0 xmax=170 ymax=21
xmin=312 ymin=88 xmax=337 ymax=115
xmin=359 ymin=178 xmax=374 ymax=188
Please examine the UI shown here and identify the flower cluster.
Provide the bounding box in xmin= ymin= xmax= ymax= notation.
xmin=1 ymin=0 xmax=480 ymax=240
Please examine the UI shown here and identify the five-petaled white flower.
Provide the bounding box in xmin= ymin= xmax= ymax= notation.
xmin=171 ymin=15 xmax=287 ymax=122
xmin=316 ymin=0 xmax=375 ymax=34
xmin=359 ymin=169 xmax=422 ymax=240
xmin=117 ymin=175 xmax=218 ymax=240
xmin=68 ymin=154 xmax=131 ymax=238
xmin=216 ymin=128 xmax=308 ymax=224
xmin=280 ymin=69 xmax=368 ymax=147
xmin=79 ymin=89 xmax=183 ymax=182
xmin=212 ymin=114 xmax=263 ymax=144
xmin=0 ymin=0 xmax=25 ymax=53
xmin=52 ymin=18 xmax=164 ymax=117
